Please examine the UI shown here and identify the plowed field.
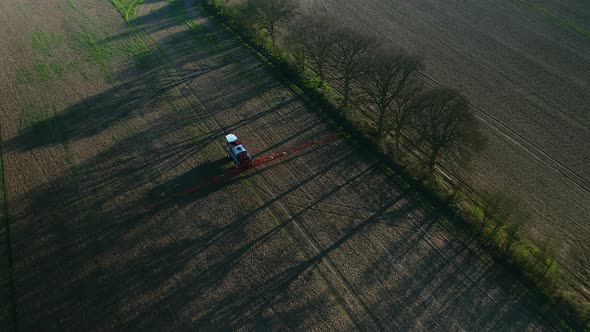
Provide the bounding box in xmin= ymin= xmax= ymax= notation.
xmin=0 ymin=0 xmax=557 ymax=329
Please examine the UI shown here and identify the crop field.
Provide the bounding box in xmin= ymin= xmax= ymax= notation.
xmin=0 ymin=0 xmax=562 ymax=330
xmin=303 ymin=0 xmax=590 ymax=295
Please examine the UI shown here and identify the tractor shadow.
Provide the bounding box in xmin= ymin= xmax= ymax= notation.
xmin=146 ymin=158 xmax=232 ymax=208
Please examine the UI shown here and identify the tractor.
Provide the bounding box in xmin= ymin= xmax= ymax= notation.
xmin=225 ymin=134 xmax=253 ymax=168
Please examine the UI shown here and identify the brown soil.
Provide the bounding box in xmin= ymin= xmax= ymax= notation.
xmin=0 ymin=0 xmax=559 ymax=329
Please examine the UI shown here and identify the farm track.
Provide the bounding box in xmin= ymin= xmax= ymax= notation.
xmin=0 ymin=0 xmax=562 ymax=329
xmin=316 ymin=0 xmax=590 ymax=290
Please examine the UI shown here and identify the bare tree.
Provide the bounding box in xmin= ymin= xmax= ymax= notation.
xmin=477 ymin=190 xmax=530 ymax=251
xmin=504 ymin=213 xmax=528 ymax=251
xmin=531 ymin=237 xmax=560 ymax=286
xmin=479 ymin=191 xmax=513 ymax=228
xmin=285 ymin=16 xmax=309 ymax=73
xmin=409 ymin=88 xmax=486 ymax=174
xmin=360 ymin=47 xmax=417 ymax=139
xmin=328 ymin=27 xmax=377 ymax=109
xmin=248 ymin=0 xmax=298 ymax=45
xmin=290 ymin=15 xmax=339 ymax=86
xmin=388 ymin=58 xmax=421 ymax=152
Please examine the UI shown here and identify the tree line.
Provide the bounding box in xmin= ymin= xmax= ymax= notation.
xmin=222 ymin=0 xmax=530 ymax=245
xmin=240 ymin=0 xmax=486 ymax=175
xmin=218 ymin=0 xmax=535 ymax=249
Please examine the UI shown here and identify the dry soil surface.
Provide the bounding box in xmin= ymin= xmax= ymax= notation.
xmin=0 ymin=0 xmax=560 ymax=330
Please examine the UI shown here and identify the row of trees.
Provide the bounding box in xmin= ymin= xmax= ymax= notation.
xmin=220 ymin=0 xmax=537 ymax=255
xmin=240 ymin=0 xmax=486 ymax=174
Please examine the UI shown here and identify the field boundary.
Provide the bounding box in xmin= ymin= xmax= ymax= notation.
xmin=0 ymin=123 xmax=17 ymax=331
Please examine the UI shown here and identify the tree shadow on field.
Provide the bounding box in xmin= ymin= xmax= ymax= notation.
xmin=7 ymin=0 xmax=273 ymax=153
xmin=113 ymin=162 xmax=410 ymax=330
xmin=350 ymin=207 xmax=553 ymax=330
xmin=9 ymin=117 xmax=553 ymax=331
xmin=9 ymin=131 xmax=367 ymax=330
xmin=3 ymin=0 xmax=383 ymax=330
xmin=6 ymin=70 xmax=211 ymax=154
xmin=3 ymin=0 xmax=557 ymax=330
xmin=188 ymin=195 xmax=410 ymax=330
xmin=8 ymin=126 xmax=229 ymax=329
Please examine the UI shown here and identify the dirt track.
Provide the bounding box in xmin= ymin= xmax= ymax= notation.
xmin=0 ymin=0 xmax=558 ymax=329
xmin=304 ymin=0 xmax=590 ymax=291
